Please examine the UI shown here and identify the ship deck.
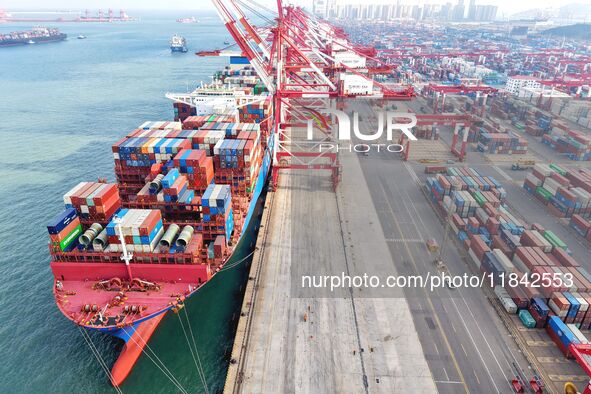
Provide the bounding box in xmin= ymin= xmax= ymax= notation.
xmin=53 ymin=266 xmax=205 ymax=329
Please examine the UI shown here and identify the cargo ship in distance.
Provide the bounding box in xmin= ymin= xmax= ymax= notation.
xmin=0 ymin=27 xmax=66 ymax=47
xmin=177 ymin=16 xmax=198 ymax=23
xmin=170 ymin=34 xmax=188 ymax=52
xmin=48 ymin=56 xmax=274 ymax=386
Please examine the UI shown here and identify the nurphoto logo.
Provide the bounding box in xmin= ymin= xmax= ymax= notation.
xmin=307 ymin=109 xmax=418 ymax=153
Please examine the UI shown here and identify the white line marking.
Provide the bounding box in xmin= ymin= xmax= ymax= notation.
xmin=435 ymin=381 xmax=464 ymax=384
xmin=492 ymin=165 xmax=512 ymax=182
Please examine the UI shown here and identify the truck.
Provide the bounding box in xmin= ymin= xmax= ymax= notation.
xmin=511 ymin=160 xmax=536 ymax=171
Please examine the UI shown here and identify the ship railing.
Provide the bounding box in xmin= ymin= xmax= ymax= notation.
xmin=48 ymin=242 xmax=204 ymax=265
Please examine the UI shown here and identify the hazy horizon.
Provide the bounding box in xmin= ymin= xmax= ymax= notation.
xmin=3 ymin=0 xmax=591 ymax=15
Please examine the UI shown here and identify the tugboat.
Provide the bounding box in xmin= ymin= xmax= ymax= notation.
xmin=170 ymin=34 xmax=188 ymax=53
xmin=77 ymin=35 xmax=86 ymax=39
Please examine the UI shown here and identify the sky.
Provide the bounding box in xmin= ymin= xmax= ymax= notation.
xmin=2 ymin=0 xmax=591 ymax=15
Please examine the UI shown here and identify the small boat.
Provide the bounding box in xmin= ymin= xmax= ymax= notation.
xmin=223 ymin=40 xmax=230 ymax=45
xmin=27 ymin=40 xmax=35 ymax=44
xmin=170 ymin=35 xmax=188 ymax=53
xmin=77 ymin=35 xmax=86 ymax=39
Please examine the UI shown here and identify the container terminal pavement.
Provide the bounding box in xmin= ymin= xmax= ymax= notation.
xmin=225 ymin=132 xmax=532 ymax=393
xmin=231 ymin=153 xmax=435 ymax=393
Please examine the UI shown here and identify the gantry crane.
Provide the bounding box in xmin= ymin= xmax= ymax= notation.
xmin=208 ymin=0 xmax=416 ymax=191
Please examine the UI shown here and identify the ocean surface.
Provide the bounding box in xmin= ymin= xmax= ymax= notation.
xmin=0 ymin=11 xmax=261 ymax=393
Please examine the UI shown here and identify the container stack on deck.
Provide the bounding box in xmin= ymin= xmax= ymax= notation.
xmin=523 ymin=163 xmax=591 ymax=221
xmin=427 ymin=166 xmax=591 ymax=358
xmin=49 ymin=86 xmax=272 ymax=267
xmin=63 ymin=182 xmax=122 ymax=224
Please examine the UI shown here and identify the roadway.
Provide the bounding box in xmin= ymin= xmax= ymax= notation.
xmin=235 ymin=137 xmax=436 ymax=392
xmin=349 ymin=99 xmax=534 ymax=393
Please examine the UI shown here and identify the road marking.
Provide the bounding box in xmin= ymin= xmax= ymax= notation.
xmin=450 ymin=296 xmax=501 ymax=393
xmin=386 ymin=238 xmax=424 ymax=243
xmin=433 ymin=342 xmax=440 ymax=355
xmin=377 ymin=180 xmax=470 ymax=394
xmin=404 ymin=161 xmax=421 ymax=185
xmin=548 ymin=375 xmax=589 ymax=382
xmin=442 ymin=367 xmax=450 ymax=381
xmin=474 ymin=370 xmax=481 ymax=385
xmin=450 ymin=321 xmax=457 ymax=333
xmin=457 ymin=294 xmax=513 ymax=386
xmin=435 ymin=381 xmax=465 ymax=384
xmin=460 ymin=343 xmax=468 ymax=357
xmin=492 ymin=165 xmax=513 ymax=182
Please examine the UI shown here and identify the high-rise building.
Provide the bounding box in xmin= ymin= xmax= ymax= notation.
xmin=453 ymin=0 xmax=466 ymax=20
xmin=313 ymin=0 xmax=336 ymax=19
xmin=324 ymin=1 xmax=497 ymax=22
xmin=468 ymin=0 xmax=476 ymax=20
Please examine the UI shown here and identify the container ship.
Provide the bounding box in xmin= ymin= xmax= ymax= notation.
xmin=0 ymin=27 xmax=66 ymax=47
xmin=48 ymin=56 xmax=274 ymax=386
xmin=170 ymin=34 xmax=188 ymax=53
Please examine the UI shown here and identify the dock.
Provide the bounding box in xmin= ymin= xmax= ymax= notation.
xmin=224 ymin=148 xmax=437 ymax=393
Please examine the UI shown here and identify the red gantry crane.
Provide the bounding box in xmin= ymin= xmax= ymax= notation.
xmin=208 ymin=0 xmax=416 ymax=190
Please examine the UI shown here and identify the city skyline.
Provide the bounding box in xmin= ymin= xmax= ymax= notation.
xmin=0 ymin=0 xmax=580 ymax=15
xmin=314 ymin=0 xmax=499 ymax=22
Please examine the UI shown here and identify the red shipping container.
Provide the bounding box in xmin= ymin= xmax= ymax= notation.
xmin=552 ymin=247 xmax=579 ymax=267
xmin=551 ymin=172 xmax=570 ymax=187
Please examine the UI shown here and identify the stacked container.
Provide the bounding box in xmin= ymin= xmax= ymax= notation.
xmin=477 ymin=132 xmax=528 ymax=154
xmin=173 ymin=149 xmax=214 ymax=193
xmin=200 ymin=184 xmax=234 ymax=243
xmin=523 ymin=164 xmax=591 ymax=219
xmin=542 ymin=130 xmax=591 ymax=161
xmin=161 ymin=169 xmax=192 ymax=204
xmin=63 ymin=182 xmax=121 ymax=222
xmin=105 ymin=209 xmax=164 ymax=253
xmin=47 ymin=208 xmax=82 ymax=252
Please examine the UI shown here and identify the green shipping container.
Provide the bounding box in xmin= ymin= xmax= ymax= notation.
xmin=57 ymin=224 xmax=82 ymax=251
xmin=543 ymin=230 xmax=567 ymax=250
xmin=535 ymin=187 xmax=553 ymax=201
xmin=472 ymin=191 xmax=486 ymax=206
xmin=549 ymin=163 xmax=567 ymax=176
xmin=518 ymin=310 xmax=536 ymax=328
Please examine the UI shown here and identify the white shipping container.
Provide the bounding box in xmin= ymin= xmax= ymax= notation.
xmin=525 ymin=173 xmax=542 ymax=187
xmin=572 ymin=292 xmax=589 ymax=312
xmin=493 ymin=249 xmax=514 ymax=272
xmin=468 ymin=248 xmax=481 ymax=269
xmin=502 ymin=297 xmax=518 ymax=314
xmin=63 ymin=181 xmax=89 ymax=206
xmin=494 ymin=285 xmax=509 ymax=299
xmin=542 ymin=177 xmax=560 ymax=190
xmin=511 ymin=254 xmax=529 ymax=275
xmin=334 ymin=51 xmax=367 ymax=69
xmin=567 ymin=324 xmax=589 ymax=344
xmin=341 ymin=74 xmax=373 ymax=95
xmin=534 ymin=163 xmax=552 ymax=176
xmin=531 ymin=230 xmax=552 ymax=253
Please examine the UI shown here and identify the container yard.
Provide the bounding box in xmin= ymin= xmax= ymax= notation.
xmin=220 ymin=7 xmax=591 ymax=392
